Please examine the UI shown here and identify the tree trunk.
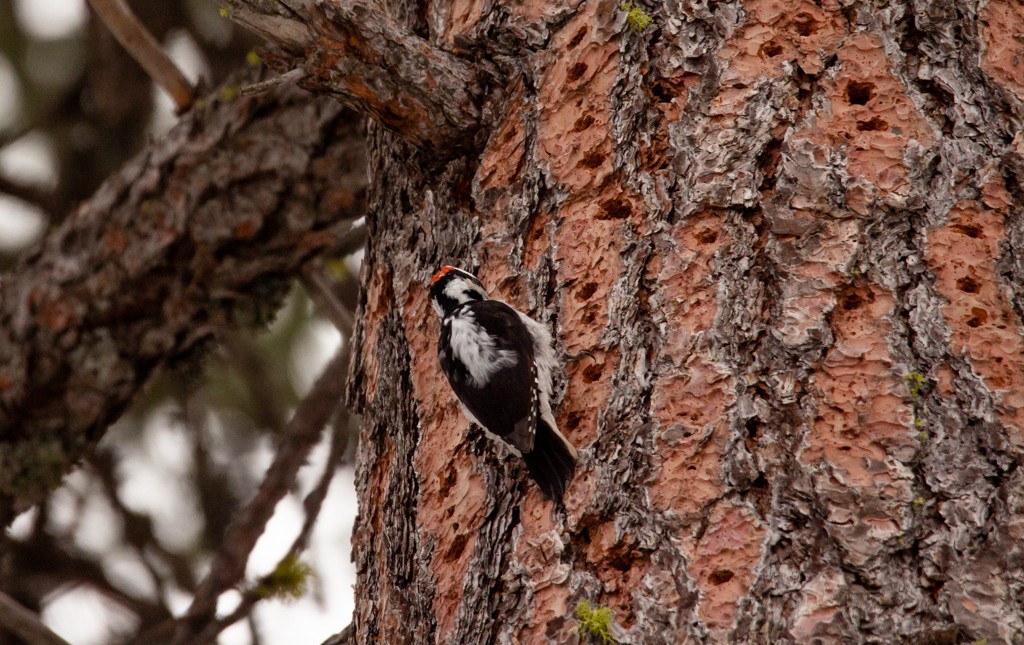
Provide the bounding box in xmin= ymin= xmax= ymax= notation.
xmin=346 ymin=0 xmax=1024 ymax=642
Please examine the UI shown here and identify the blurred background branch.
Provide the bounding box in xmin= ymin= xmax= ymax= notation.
xmin=0 ymin=2 xmax=367 ymax=643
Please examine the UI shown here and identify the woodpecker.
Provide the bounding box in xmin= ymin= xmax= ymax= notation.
xmin=428 ymin=266 xmax=578 ymax=504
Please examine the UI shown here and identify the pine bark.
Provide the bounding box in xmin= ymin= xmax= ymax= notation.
xmin=345 ymin=0 xmax=1024 ymax=643
xmin=0 ymin=83 xmax=365 ymax=525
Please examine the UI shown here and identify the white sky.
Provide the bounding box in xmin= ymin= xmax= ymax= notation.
xmin=1 ymin=2 xmax=359 ymax=643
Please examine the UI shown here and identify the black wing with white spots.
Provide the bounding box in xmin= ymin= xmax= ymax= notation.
xmin=437 ymin=299 xmax=538 ymax=455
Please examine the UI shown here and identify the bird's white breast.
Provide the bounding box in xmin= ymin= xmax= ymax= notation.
xmin=448 ymin=312 xmax=519 ymax=388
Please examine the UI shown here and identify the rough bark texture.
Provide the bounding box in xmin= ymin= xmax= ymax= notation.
xmin=0 ymin=83 xmax=365 ymax=526
xmin=345 ymin=0 xmax=1024 ymax=642
xmin=214 ymin=0 xmax=485 ymax=156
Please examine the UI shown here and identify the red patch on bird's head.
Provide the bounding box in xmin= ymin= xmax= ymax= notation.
xmin=431 ymin=266 xmax=458 ymax=285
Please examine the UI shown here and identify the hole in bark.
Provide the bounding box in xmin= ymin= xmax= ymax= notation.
xmin=760 ymin=40 xmax=784 ymax=57
xmin=652 ymin=81 xmax=672 ymax=103
xmin=568 ymin=26 xmax=588 ymax=49
xmin=757 ymin=137 xmax=784 ymax=191
xmin=847 ymin=81 xmax=874 ymax=105
xmin=581 ymin=308 xmax=596 ymax=324
xmin=953 ymin=224 xmax=982 ymax=238
xmin=439 ymin=465 xmax=457 ymax=496
xmin=567 ymin=62 xmax=589 ymax=82
xmin=608 ymin=547 xmax=639 ymax=572
xmin=956 ymin=276 xmax=980 ymax=293
xmin=576 ymin=281 xmax=598 ymax=301
xmin=840 ymin=293 xmax=864 ymax=310
xmin=967 ymin=307 xmax=988 ymax=327
xmin=792 ymin=13 xmax=818 ymax=36
xmin=857 ymin=117 xmax=889 ymax=131
xmin=746 ymin=419 xmax=760 ymax=439
xmin=443 ymin=534 xmax=468 ymax=562
xmin=501 ymin=126 xmax=517 ymax=143
xmin=565 ymin=411 xmax=583 ymax=430
xmin=708 ymin=569 xmax=735 ymax=585
xmin=598 ymin=197 xmax=632 ymax=220
xmin=580 ymin=149 xmax=607 ymax=168
xmin=572 ymin=114 xmax=595 ymax=132
xmin=582 ymin=363 xmax=603 ymax=383
xmin=695 ymin=228 xmax=719 ymax=244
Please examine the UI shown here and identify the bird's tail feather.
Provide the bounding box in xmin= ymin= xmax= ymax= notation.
xmin=522 ymin=418 xmax=577 ymax=504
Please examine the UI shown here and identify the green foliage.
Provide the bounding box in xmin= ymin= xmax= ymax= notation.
xmin=256 ymin=553 xmax=312 ymax=601
xmin=576 ymin=600 xmax=615 ymax=644
xmin=903 ymin=372 xmax=926 ymax=397
xmin=620 ymin=2 xmax=653 ymax=33
xmin=245 ymin=51 xmax=262 ymax=67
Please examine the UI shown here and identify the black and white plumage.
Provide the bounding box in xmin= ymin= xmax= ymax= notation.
xmin=429 ymin=266 xmax=578 ymax=503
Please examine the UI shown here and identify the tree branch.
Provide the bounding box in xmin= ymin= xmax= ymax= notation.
xmin=87 ymin=0 xmax=196 ymax=111
xmin=174 ymin=345 xmax=352 ymax=644
xmin=212 ymin=0 xmax=484 ymax=156
xmin=0 ymin=590 xmax=71 ymax=645
xmin=0 ymin=78 xmax=366 ymax=528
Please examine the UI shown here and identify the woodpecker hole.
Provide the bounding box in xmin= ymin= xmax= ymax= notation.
xmin=695 ymin=228 xmax=719 ymax=244
xmin=598 ymin=197 xmax=632 ymax=219
xmin=847 ymin=81 xmax=874 ymax=105
xmin=608 ymin=547 xmax=639 ymax=572
xmin=576 ymin=281 xmax=598 ymax=301
xmin=565 ymin=410 xmax=583 ymax=430
xmin=791 ymin=13 xmax=818 ymax=36
xmin=567 ymin=62 xmax=589 ymax=83
xmin=708 ymin=569 xmax=735 ymax=585
xmin=443 ymin=534 xmax=468 ymax=562
xmin=573 ymin=114 xmax=595 ymax=132
xmin=856 ymin=117 xmax=889 ymax=131
xmin=579 ymin=149 xmax=607 ymax=168
xmin=652 ymin=81 xmax=672 ymax=103
xmin=438 ymin=465 xmax=457 ymax=497
xmin=956 ymin=276 xmax=980 ymax=294
xmin=967 ymin=307 xmax=988 ymax=327
xmin=567 ymin=26 xmax=587 ymax=49
xmin=759 ymin=40 xmax=784 ymax=58
xmin=839 ymin=293 xmax=864 ymax=311
xmin=582 ymin=363 xmax=604 ymax=383
xmin=954 ymin=224 xmax=982 ymax=238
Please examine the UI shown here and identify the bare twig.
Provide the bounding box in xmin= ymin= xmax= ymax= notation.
xmin=174 ymin=344 xmax=352 ymax=644
xmin=189 ymin=411 xmax=349 ymax=645
xmin=87 ymin=0 xmax=195 ymax=111
xmin=301 ymin=266 xmax=357 ymax=336
xmin=291 ymin=410 xmax=349 ymax=553
xmin=334 ymin=219 xmax=368 ymax=259
xmin=241 ymin=68 xmax=306 ymax=96
xmin=0 ymin=590 xmax=72 ymax=645
xmin=0 ymin=174 xmax=60 ymax=220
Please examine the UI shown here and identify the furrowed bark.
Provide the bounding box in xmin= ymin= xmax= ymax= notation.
xmin=0 ymin=82 xmax=365 ymax=527
xmin=214 ymin=0 xmax=485 ymax=156
xmin=342 ymin=0 xmax=1024 ymax=642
